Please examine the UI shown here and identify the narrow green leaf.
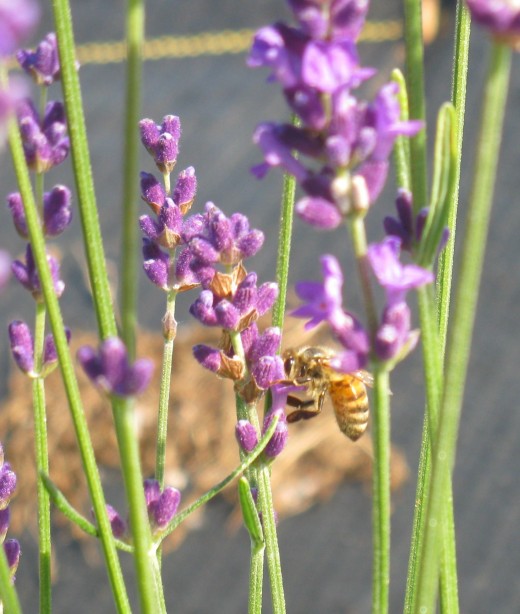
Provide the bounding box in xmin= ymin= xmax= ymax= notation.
xmin=238 ymin=477 xmax=264 ymax=549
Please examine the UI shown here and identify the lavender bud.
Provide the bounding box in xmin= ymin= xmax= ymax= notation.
xmin=0 ymin=463 xmax=17 ymax=509
xmin=173 ymin=166 xmax=197 ymax=213
xmin=43 ymin=185 xmax=72 ymax=236
xmin=7 ymin=192 xmax=28 ymax=237
xmin=105 ymin=504 xmax=127 ymax=539
xmin=8 ymin=320 xmax=34 ymax=374
xmin=152 ymin=487 xmax=181 ymax=529
xmin=251 ymin=355 xmax=285 ymax=390
xmin=139 ymin=115 xmax=181 ymax=174
xmin=263 ymin=409 xmax=288 ymax=458
xmin=4 ymin=539 xmax=20 ymax=578
xmin=142 ymin=238 xmax=170 ymax=290
xmin=192 ymin=344 xmax=222 ymax=373
xmin=235 ymin=420 xmax=258 ymax=453
xmin=140 ymin=171 xmax=166 ymax=213
xmin=16 ymin=32 xmax=61 ymax=86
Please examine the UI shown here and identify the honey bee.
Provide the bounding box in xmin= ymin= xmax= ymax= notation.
xmin=282 ymin=346 xmax=373 ymax=442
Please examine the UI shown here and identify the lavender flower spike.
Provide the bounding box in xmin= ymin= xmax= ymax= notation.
xmin=16 ymin=32 xmax=61 ymax=86
xmin=77 ymin=337 xmax=153 ymax=397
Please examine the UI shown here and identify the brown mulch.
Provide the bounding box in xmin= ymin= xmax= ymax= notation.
xmin=0 ymin=320 xmax=408 ymax=554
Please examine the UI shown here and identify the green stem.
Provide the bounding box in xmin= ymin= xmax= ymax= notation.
xmin=120 ymin=0 xmax=145 ymax=358
xmin=403 ymin=0 xmax=428 ymax=212
xmin=370 ymin=366 xmax=391 ymax=614
xmin=248 ymin=543 xmax=265 ymax=614
xmin=33 ymin=303 xmax=52 ymax=614
xmin=257 ymin=465 xmax=286 ymax=614
xmin=7 ymin=111 xmax=131 ymax=613
xmin=52 ymin=0 xmax=118 ymax=340
xmin=112 ymin=397 xmax=163 ymax=614
xmin=155 ymin=290 xmax=177 ymax=488
xmin=415 ymin=41 xmax=512 ymax=614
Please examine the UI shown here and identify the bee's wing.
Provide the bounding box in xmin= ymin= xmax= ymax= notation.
xmin=352 ymin=370 xmax=374 ymax=388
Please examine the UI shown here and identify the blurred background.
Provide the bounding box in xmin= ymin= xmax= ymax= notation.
xmin=1 ymin=0 xmax=520 ymax=611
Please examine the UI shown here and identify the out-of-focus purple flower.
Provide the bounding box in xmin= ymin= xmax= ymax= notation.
xmin=17 ymin=98 xmax=69 ymax=172
xmin=144 ymin=479 xmax=181 ymax=530
xmin=8 ymin=319 xmax=70 ymax=376
xmin=9 ymin=186 xmax=73 ymax=238
xmin=374 ymin=301 xmax=419 ymax=363
xmin=367 ymin=236 xmax=434 ymax=305
xmin=16 ymin=32 xmax=61 ymax=86
xmin=105 ymin=504 xmax=127 ymax=539
xmin=262 ymin=409 xmax=288 ymax=458
xmin=383 ymin=189 xmax=415 ymax=251
xmin=0 ymin=0 xmax=40 ymax=57
xmin=292 ymin=254 xmax=344 ymax=329
xmin=4 ymin=538 xmax=20 ymax=578
xmin=0 ymin=462 xmax=16 ymax=510
xmin=11 ymin=244 xmax=65 ymax=300
xmin=235 ymin=420 xmax=259 ymax=453
xmin=185 ymin=203 xmax=265 ymax=267
xmin=0 ymin=250 xmax=11 ymax=293
xmin=77 ymin=337 xmax=153 ymax=398
xmin=466 ymin=0 xmax=520 ymax=46
xmin=288 ymin=0 xmax=370 ymax=40
xmin=139 ymin=115 xmax=181 ymax=174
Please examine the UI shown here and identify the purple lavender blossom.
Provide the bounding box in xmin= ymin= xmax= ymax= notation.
xmin=367 ymin=236 xmax=434 ymax=306
xmin=140 ymin=171 xmax=167 ymax=214
xmin=262 ymin=409 xmax=288 ymax=458
xmin=244 ymin=325 xmax=285 ymax=390
xmin=4 ymin=538 xmax=20 ymax=578
xmin=374 ymin=301 xmax=419 ymax=363
xmin=11 ymin=244 xmax=65 ymax=300
xmin=466 ymin=0 xmax=520 ymax=45
xmin=0 ymin=462 xmax=16 ymax=510
xmin=0 ymin=508 xmax=10 ymax=543
xmin=173 ymin=166 xmax=197 ymax=214
xmin=8 ymin=319 xmax=70 ymax=376
xmin=8 ymin=185 xmax=72 ymax=238
xmin=249 ymin=1 xmax=423 ymax=225
xmin=235 ymin=420 xmax=259 ymax=453
xmin=17 ymin=98 xmax=69 ymax=172
xmin=185 ymin=203 xmax=265 ymax=268
xmin=139 ymin=115 xmax=181 ymax=174
xmin=105 ymin=504 xmax=127 ymax=539
xmin=77 ymin=337 xmax=153 ymax=397
xmin=140 ymin=198 xmax=182 ymax=249
xmin=16 ymin=32 xmax=61 ymax=86
xmin=0 ymin=0 xmax=40 ymax=57
xmin=144 ymin=479 xmax=181 ymax=530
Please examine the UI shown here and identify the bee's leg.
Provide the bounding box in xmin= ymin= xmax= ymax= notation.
xmin=286 ymin=392 xmax=325 ymax=423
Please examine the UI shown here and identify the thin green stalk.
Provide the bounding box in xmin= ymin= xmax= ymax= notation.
xmin=120 ymin=0 xmax=145 ymax=358
xmin=248 ymin=544 xmax=265 ymax=614
xmin=33 ymin=303 xmax=52 ymax=614
xmin=113 ymin=396 xmax=164 ymax=614
xmin=7 ymin=111 xmax=131 ymax=614
xmin=51 ymin=0 xmax=118 ymax=340
xmin=155 ymin=290 xmax=177 ymax=488
xmin=271 ymin=118 xmax=298 ymax=330
xmin=403 ymin=0 xmax=428 ymax=212
xmin=370 ymin=366 xmax=391 ymax=614
xmin=0 ymin=541 xmax=22 ymax=614
xmin=257 ymin=465 xmax=286 ymax=614
xmin=415 ymin=41 xmax=512 ymax=614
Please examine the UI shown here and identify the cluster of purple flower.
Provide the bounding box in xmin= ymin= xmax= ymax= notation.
xmin=0 ymin=444 xmax=22 ymax=584
xmin=6 ymin=33 xmax=73 ymax=375
xmin=248 ymin=0 xmax=422 ymax=230
xmin=96 ymin=478 xmax=181 ymax=540
xmin=138 ymin=112 xmax=287 ymax=456
xmin=466 ymin=0 xmax=520 ymax=48
xmin=248 ymin=1 xmax=436 ymax=369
